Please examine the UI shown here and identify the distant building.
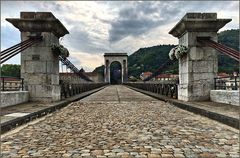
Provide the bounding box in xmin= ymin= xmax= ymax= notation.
xmin=140 ymin=72 xmax=153 ymax=80
xmin=217 ymin=72 xmax=229 ymax=78
xmin=84 ymin=72 xmax=104 ymax=83
xmin=154 ymin=74 xmax=178 ymax=81
xmin=215 ymin=72 xmax=239 ymax=90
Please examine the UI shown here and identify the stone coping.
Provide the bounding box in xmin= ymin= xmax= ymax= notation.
xmin=169 ymin=13 xmax=231 ymax=38
xmin=1 ymin=91 xmax=28 ymax=94
xmin=6 ymin=12 xmax=69 ymax=38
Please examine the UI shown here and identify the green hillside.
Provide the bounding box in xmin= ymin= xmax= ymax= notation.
xmin=93 ymin=29 xmax=239 ymax=77
xmin=217 ymin=29 xmax=239 ymax=73
xmin=128 ymin=44 xmax=176 ymax=77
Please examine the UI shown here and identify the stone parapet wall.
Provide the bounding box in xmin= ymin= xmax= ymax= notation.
xmin=1 ymin=91 xmax=29 ymax=108
xmin=210 ymin=90 xmax=239 ymax=106
xmin=60 ymin=74 xmax=87 ymax=84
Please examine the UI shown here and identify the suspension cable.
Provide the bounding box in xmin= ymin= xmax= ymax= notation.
xmin=59 ymin=56 xmax=92 ymax=82
xmin=144 ymin=59 xmax=176 ymax=82
xmin=0 ymin=36 xmax=42 ymax=64
xmin=197 ymin=38 xmax=239 ymax=61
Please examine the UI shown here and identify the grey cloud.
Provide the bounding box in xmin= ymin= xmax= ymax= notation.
xmin=108 ymin=1 xmax=235 ymax=43
xmin=108 ymin=1 xmax=181 ymax=43
xmin=110 ymin=19 xmax=160 ymax=42
xmin=92 ymin=14 xmax=111 ymax=24
xmin=63 ymin=26 xmax=110 ymax=54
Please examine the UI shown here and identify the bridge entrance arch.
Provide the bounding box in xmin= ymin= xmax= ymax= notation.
xmin=110 ymin=61 xmax=122 ymax=84
xmin=104 ymin=53 xmax=128 ymax=84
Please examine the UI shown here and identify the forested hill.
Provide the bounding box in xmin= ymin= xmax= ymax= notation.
xmin=217 ymin=29 xmax=239 ymax=72
xmin=93 ymin=29 xmax=239 ymax=78
xmin=128 ymin=44 xmax=176 ymax=77
xmin=127 ymin=29 xmax=239 ymax=77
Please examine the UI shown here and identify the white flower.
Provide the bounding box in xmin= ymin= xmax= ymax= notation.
xmin=169 ymin=47 xmax=177 ymax=60
xmin=168 ymin=45 xmax=188 ymax=60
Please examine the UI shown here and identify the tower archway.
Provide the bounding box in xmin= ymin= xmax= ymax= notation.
xmin=104 ymin=53 xmax=128 ymax=84
xmin=110 ymin=61 xmax=122 ymax=84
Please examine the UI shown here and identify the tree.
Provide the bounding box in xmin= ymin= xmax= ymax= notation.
xmin=0 ymin=64 xmax=21 ymax=78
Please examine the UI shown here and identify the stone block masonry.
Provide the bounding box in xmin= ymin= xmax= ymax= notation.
xmin=1 ymin=91 xmax=29 ymax=108
xmin=169 ymin=13 xmax=231 ymax=101
xmin=6 ymin=12 xmax=69 ymax=102
xmin=104 ymin=53 xmax=128 ymax=83
xmin=210 ymin=90 xmax=239 ymax=106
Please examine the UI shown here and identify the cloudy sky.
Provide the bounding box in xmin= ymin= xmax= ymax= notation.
xmin=1 ymin=1 xmax=239 ymax=71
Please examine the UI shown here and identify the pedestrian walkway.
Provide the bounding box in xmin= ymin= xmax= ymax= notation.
xmin=1 ymin=85 xmax=239 ymax=158
xmin=126 ymin=86 xmax=239 ymax=129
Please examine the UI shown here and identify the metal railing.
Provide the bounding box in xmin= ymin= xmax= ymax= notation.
xmin=124 ymin=82 xmax=178 ymax=99
xmin=60 ymin=80 xmax=107 ymax=99
xmin=0 ymin=76 xmax=24 ymax=91
xmin=214 ymin=76 xmax=239 ymax=90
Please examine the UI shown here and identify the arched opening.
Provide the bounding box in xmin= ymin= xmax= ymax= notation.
xmin=110 ymin=61 xmax=122 ymax=84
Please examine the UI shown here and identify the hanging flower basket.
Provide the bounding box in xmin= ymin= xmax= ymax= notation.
xmin=169 ymin=45 xmax=188 ymax=60
xmin=51 ymin=44 xmax=69 ymax=58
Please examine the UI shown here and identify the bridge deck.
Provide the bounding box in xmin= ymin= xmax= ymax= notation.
xmin=1 ymin=85 xmax=239 ymax=157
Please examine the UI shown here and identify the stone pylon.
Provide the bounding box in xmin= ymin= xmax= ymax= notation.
xmin=169 ymin=13 xmax=231 ymax=101
xmin=7 ymin=12 xmax=69 ymax=102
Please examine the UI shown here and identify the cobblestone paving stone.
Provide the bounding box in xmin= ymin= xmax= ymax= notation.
xmin=1 ymin=86 xmax=239 ymax=158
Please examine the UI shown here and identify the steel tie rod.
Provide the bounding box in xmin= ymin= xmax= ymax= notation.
xmin=0 ymin=38 xmax=33 ymax=56
xmin=1 ymin=39 xmax=41 ymax=63
xmin=1 ymin=40 xmax=36 ymax=60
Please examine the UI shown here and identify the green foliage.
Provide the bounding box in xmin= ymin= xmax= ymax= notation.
xmin=51 ymin=44 xmax=69 ymax=58
xmin=128 ymin=44 xmax=177 ymax=77
xmin=0 ymin=64 xmax=21 ymax=78
xmin=218 ymin=29 xmax=239 ymax=51
xmin=93 ymin=65 xmax=104 ymax=77
xmin=94 ymin=29 xmax=239 ymax=77
xmin=129 ymin=76 xmax=138 ymax=82
xmin=127 ymin=29 xmax=239 ymax=77
xmin=217 ymin=29 xmax=239 ymax=73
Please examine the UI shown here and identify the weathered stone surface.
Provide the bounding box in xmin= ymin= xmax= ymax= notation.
xmin=0 ymin=91 xmax=29 ymax=108
xmin=104 ymin=53 xmax=128 ymax=83
xmin=210 ymin=90 xmax=239 ymax=106
xmin=6 ymin=12 xmax=67 ymax=102
xmin=169 ymin=13 xmax=231 ymax=102
xmin=1 ymin=86 xmax=238 ymax=157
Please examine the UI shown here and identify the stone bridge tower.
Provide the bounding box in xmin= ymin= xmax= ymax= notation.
xmin=104 ymin=53 xmax=128 ymax=84
xmin=7 ymin=12 xmax=69 ymax=102
xmin=169 ymin=13 xmax=231 ymax=101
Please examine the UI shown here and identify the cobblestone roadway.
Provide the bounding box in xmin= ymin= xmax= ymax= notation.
xmin=1 ymin=86 xmax=239 ymax=158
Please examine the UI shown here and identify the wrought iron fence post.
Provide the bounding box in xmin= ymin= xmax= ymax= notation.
xmin=21 ymin=78 xmax=24 ymax=91
xmin=215 ymin=78 xmax=217 ymax=90
xmin=234 ymin=76 xmax=237 ymax=90
xmin=2 ymin=77 xmax=5 ymax=91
